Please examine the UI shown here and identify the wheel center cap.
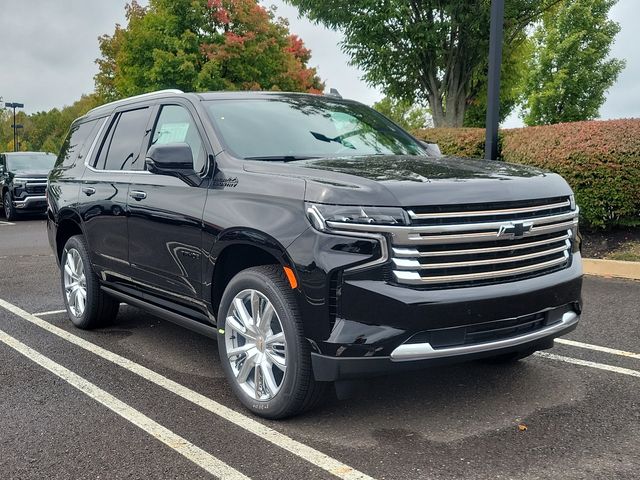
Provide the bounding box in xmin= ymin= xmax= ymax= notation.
xmin=256 ymin=337 xmax=265 ymax=352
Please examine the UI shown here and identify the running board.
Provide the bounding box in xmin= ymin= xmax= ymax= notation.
xmin=101 ymin=286 xmax=219 ymax=339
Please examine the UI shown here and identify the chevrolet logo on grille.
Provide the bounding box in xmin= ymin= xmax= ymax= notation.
xmin=497 ymin=222 xmax=533 ymax=238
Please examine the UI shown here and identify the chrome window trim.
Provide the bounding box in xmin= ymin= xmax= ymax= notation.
xmin=83 ymin=116 xmax=152 ymax=175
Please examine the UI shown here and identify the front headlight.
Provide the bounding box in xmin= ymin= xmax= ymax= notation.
xmin=13 ymin=181 xmax=25 ymax=189
xmin=306 ymin=202 xmax=409 ymax=231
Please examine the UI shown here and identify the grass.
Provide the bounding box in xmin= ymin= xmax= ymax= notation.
xmin=606 ymin=241 xmax=640 ymax=262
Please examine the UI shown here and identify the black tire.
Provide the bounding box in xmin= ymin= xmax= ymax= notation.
xmin=4 ymin=191 xmax=18 ymax=221
xmin=480 ymin=348 xmax=536 ymax=364
xmin=60 ymin=235 xmax=119 ymax=329
xmin=217 ymin=265 xmax=326 ymax=419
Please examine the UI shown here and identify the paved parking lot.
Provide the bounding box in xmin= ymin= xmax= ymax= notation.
xmin=1 ymin=218 xmax=639 ymax=479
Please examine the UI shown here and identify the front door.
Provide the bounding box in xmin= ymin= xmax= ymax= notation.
xmin=126 ymin=103 xmax=211 ymax=313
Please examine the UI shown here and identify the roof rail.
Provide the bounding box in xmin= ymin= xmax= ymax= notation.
xmin=87 ymin=89 xmax=184 ymax=115
xmin=326 ymin=88 xmax=342 ymax=99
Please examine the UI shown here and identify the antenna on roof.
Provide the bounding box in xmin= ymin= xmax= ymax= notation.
xmin=327 ymin=88 xmax=342 ymax=99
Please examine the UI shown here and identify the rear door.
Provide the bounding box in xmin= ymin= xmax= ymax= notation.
xmin=80 ymin=106 xmax=153 ymax=284
xmin=126 ymin=102 xmax=211 ymax=313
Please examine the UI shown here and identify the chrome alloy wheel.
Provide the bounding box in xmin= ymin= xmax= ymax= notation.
xmin=63 ymin=248 xmax=87 ymax=317
xmin=225 ymin=289 xmax=287 ymax=401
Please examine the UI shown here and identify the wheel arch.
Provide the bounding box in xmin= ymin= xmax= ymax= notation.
xmin=207 ymin=228 xmax=300 ymax=320
xmin=55 ymin=215 xmax=84 ymax=262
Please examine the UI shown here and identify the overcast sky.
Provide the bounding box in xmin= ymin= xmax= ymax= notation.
xmin=0 ymin=0 xmax=637 ymax=127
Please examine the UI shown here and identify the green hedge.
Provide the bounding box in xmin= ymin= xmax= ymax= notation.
xmin=414 ymin=120 xmax=640 ymax=230
xmin=414 ymin=127 xmax=487 ymax=158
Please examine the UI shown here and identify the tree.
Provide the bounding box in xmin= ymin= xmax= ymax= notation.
xmin=463 ymin=36 xmax=533 ymax=127
xmin=0 ymin=95 xmax=102 ymax=153
xmin=522 ymin=0 xmax=624 ymax=125
xmin=285 ymin=0 xmax=562 ymax=127
xmin=373 ymin=96 xmax=432 ymax=131
xmin=95 ymin=0 xmax=323 ymax=100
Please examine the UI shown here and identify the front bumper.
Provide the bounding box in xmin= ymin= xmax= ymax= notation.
xmin=310 ymin=253 xmax=583 ymax=381
xmin=312 ymin=307 xmax=579 ymax=381
xmin=13 ymin=195 xmax=47 ymax=210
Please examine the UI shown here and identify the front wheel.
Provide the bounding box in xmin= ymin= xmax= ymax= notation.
xmin=4 ymin=192 xmax=18 ymax=221
xmin=218 ymin=265 xmax=325 ymax=419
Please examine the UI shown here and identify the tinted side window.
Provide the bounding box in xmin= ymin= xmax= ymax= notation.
xmin=150 ymin=105 xmax=206 ymax=173
xmin=96 ymin=108 xmax=150 ymax=171
xmin=56 ymin=118 xmax=100 ymax=168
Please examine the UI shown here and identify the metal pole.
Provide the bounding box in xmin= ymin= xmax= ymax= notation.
xmin=484 ymin=0 xmax=505 ymax=160
xmin=13 ymin=106 xmax=17 ymax=151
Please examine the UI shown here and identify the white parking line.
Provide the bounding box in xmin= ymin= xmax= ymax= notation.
xmin=32 ymin=309 xmax=67 ymax=316
xmin=535 ymin=352 xmax=640 ymax=378
xmin=0 ymin=298 xmax=374 ymax=480
xmin=0 ymin=328 xmax=250 ymax=480
xmin=555 ymin=338 xmax=640 ymax=360
xmin=0 ymin=221 xmax=15 ymax=226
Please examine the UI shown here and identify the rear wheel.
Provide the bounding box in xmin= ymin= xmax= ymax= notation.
xmin=61 ymin=235 xmax=119 ymax=329
xmin=4 ymin=192 xmax=18 ymax=221
xmin=218 ymin=265 xmax=325 ymax=419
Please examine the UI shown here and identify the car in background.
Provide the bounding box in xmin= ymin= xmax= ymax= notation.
xmin=0 ymin=151 xmax=57 ymax=220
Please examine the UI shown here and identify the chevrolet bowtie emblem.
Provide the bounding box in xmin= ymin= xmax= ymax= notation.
xmin=497 ymin=222 xmax=533 ymax=238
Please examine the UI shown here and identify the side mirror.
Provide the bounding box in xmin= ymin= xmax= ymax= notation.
xmin=145 ymin=143 xmax=194 ymax=174
xmin=418 ymin=140 xmax=442 ymax=157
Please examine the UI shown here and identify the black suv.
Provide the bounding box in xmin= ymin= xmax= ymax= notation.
xmin=47 ymin=89 xmax=582 ymax=418
xmin=1 ymin=151 xmax=56 ymax=220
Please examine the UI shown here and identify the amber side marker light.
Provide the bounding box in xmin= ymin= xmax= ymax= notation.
xmin=283 ymin=266 xmax=298 ymax=289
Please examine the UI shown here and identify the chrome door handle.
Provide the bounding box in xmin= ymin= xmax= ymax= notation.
xmin=129 ymin=190 xmax=147 ymax=201
xmin=82 ymin=187 xmax=96 ymax=196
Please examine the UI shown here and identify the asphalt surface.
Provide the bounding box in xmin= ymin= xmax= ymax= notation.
xmin=0 ymin=218 xmax=638 ymax=480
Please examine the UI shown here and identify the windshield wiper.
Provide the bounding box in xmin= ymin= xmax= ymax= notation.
xmin=244 ymin=155 xmax=320 ymax=162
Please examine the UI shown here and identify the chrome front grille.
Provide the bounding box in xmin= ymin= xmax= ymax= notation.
xmin=26 ymin=183 xmax=47 ymax=194
xmin=325 ymin=196 xmax=578 ymax=288
xmin=391 ymin=197 xmax=578 ymax=287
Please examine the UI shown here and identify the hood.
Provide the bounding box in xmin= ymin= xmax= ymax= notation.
xmin=243 ymin=155 xmax=573 ymax=207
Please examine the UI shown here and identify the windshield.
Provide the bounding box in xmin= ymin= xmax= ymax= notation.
xmin=6 ymin=153 xmax=56 ymax=173
xmin=204 ymin=96 xmax=425 ymax=160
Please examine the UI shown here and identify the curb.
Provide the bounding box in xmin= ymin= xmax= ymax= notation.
xmin=583 ymin=258 xmax=640 ymax=281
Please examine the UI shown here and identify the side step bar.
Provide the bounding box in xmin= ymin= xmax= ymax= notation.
xmin=101 ymin=286 xmax=219 ymax=339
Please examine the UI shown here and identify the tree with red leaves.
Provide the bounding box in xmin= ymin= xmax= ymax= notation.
xmin=95 ymin=0 xmax=323 ymax=101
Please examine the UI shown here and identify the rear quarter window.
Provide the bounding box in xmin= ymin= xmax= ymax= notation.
xmin=94 ymin=107 xmax=151 ymax=171
xmin=56 ymin=118 xmax=103 ymax=169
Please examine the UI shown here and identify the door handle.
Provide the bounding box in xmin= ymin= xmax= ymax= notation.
xmin=82 ymin=187 xmax=96 ymax=196
xmin=129 ymin=190 xmax=147 ymax=201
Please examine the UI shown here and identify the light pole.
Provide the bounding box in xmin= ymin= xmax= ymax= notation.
xmin=12 ymin=124 xmax=23 ymax=150
xmin=484 ymin=0 xmax=505 ymax=160
xmin=5 ymin=102 xmax=25 ymax=152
